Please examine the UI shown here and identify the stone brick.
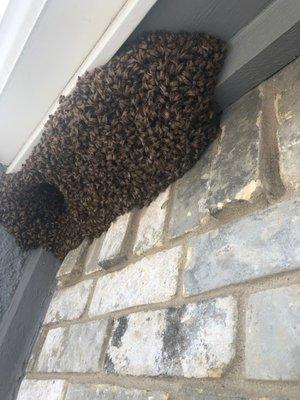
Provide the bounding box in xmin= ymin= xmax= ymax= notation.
xmin=36 ymin=320 xmax=107 ymax=372
xmin=57 ymin=239 xmax=89 ymax=278
xmin=44 ymin=279 xmax=93 ymax=324
xmin=84 ymin=235 xmax=105 ymax=274
xmin=105 ymin=296 xmax=236 ymax=378
xmin=65 ymin=383 xmax=168 ymax=400
xmin=89 ymin=246 xmax=182 ymax=316
xmin=273 ymin=58 xmax=300 ymax=190
xmin=16 ymin=379 xmax=65 ymax=400
xmin=207 ymin=88 xmax=263 ymax=212
xmin=246 ymin=285 xmax=300 ymax=380
xmin=184 ymin=198 xmax=300 ymax=296
xmin=134 ymin=189 xmax=169 ymax=255
xmin=168 ymin=144 xmax=216 ymax=238
xmin=98 ymin=213 xmax=131 ymax=268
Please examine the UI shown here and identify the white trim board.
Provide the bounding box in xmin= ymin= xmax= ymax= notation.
xmin=0 ymin=0 xmax=48 ymax=96
xmin=5 ymin=0 xmax=157 ymax=172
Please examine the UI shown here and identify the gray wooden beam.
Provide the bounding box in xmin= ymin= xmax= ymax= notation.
xmin=216 ymin=0 xmax=300 ymax=109
xmin=0 ymin=248 xmax=60 ymax=400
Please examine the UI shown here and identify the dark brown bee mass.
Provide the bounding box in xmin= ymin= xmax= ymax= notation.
xmin=0 ymin=32 xmax=225 ymax=260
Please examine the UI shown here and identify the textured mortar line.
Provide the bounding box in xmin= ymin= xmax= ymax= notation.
xmin=120 ymin=209 xmax=139 ymax=261
xmin=61 ymin=381 xmax=69 ymax=400
xmin=161 ymin=181 xmax=176 ymax=246
xmin=221 ymin=293 xmax=247 ymax=381
xmin=258 ymin=81 xmax=285 ymax=202
xmin=175 ymin=240 xmax=189 ymax=299
xmin=80 ymin=278 xmax=98 ymax=319
xmin=25 ymin=368 xmax=300 ymax=399
xmin=98 ymin=319 xmax=114 ymax=371
xmin=26 ymin=326 xmax=50 ymax=373
xmin=41 ymin=269 xmax=300 ymax=331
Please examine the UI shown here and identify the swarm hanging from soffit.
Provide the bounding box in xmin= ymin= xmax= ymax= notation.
xmin=0 ymin=32 xmax=226 ymax=259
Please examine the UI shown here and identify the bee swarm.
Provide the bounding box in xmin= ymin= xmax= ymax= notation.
xmin=0 ymin=32 xmax=225 ymax=259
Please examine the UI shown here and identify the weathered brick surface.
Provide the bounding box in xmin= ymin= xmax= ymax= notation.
xmin=36 ymin=320 xmax=107 ymax=372
xmin=274 ymin=58 xmax=300 ymax=190
xmin=168 ymin=144 xmax=215 ymax=238
xmin=16 ymin=379 xmax=65 ymax=400
xmin=98 ymin=213 xmax=131 ymax=268
xmin=65 ymin=383 xmax=168 ymax=400
xmin=44 ymin=280 xmax=93 ymax=324
xmin=134 ymin=189 xmax=169 ymax=255
xmin=207 ymin=88 xmax=263 ymax=212
xmin=89 ymin=246 xmax=182 ymax=316
xmin=184 ymin=198 xmax=300 ymax=295
xmin=177 ymin=390 xmax=290 ymax=400
xmin=84 ymin=235 xmax=105 ymax=274
xmin=168 ymin=88 xmax=264 ymax=238
xmin=246 ymin=285 xmax=300 ymax=380
xmin=57 ymin=239 xmax=89 ymax=278
xmin=105 ymin=296 xmax=236 ymax=378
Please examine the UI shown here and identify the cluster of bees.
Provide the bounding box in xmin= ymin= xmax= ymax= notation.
xmin=0 ymin=32 xmax=225 ymax=259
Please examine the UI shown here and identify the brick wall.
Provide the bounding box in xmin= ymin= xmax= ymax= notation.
xmin=16 ymin=58 xmax=300 ymax=400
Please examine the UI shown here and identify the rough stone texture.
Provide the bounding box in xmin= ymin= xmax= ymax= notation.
xmin=84 ymin=235 xmax=105 ymax=274
xmin=0 ymin=225 xmax=27 ymax=323
xmin=176 ymin=390 xmax=291 ymax=400
xmin=274 ymin=58 xmax=300 ymax=190
xmin=177 ymin=389 xmax=249 ymax=400
xmin=98 ymin=213 xmax=131 ymax=268
xmin=16 ymin=379 xmax=65 ymax=400
xmin=134 ymin=189 xmax=169 ymax=255
xmin=57 ymin=239 xmax=89 ymax=278
xmin=44 ymin=280 xmax=93 ymax=324
xmin=184 ymin=198 xmax=300 ymax=295
xmin=246 ymin=285 xmax=300 ymax=381
xmin=207 ymin=88 xmax=263 ymax=212
xmin=168 ymin=144 xmax=216 ymax=238
xmin=105 ymin=296 xmax=236 ymax=378
xmin=89 ymin=246 xmax=182 ymax=316
xmin=36 ymin=320 xmax=107 ymax=372
xmin=65 ymin=383 xmax=168 ymax=400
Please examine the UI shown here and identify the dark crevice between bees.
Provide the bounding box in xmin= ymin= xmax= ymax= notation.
xmin=0 ymin=31 xmax=226 ymax=260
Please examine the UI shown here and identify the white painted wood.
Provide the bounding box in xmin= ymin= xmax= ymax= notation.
xmin=0 ymin=0 xmax=130 ymax=167
xmin=6 ymin=0 xmax=158 ymax=173
xmin=0 ymin=0 xmax=48 ymax=96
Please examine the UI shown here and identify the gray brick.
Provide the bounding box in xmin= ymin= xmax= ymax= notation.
xmin=16 ymin=379 xmax=65 ymax=400
xmin=168 ymin=144 xmax=216 ymax=238
xmin=98 ymin=212 xmax=131 ymax=268
xmin=246 ymin=285 xmax=300 ymax=380
xmin=168 ymin=88 xmax=264 ymax=238
xmin=57 ymin=239 xmax=89 ymax=278
xmin=89 ymin=246 xmax=182 ymax=316
xmin=184 ymin=198 xmax=300 ymax=296
xmin=274 ymin=58 xmax=300 ymax=190
xmin=84 ymin=235 xmax=105 ymax=274
xmin=65 ymin=383 xmax=168 ymax=400
xmin=36 ymin=320 xmax=107 ymax=372
xmin=134 ymin=188 xmax=169 ymax=255
xmin=207 ymin=88 xmax=263 ymax=213
xmin=44 ymin=279 xmax=93 ymax=324
xmin=105 ymin=296 xmax=236 ymax=378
